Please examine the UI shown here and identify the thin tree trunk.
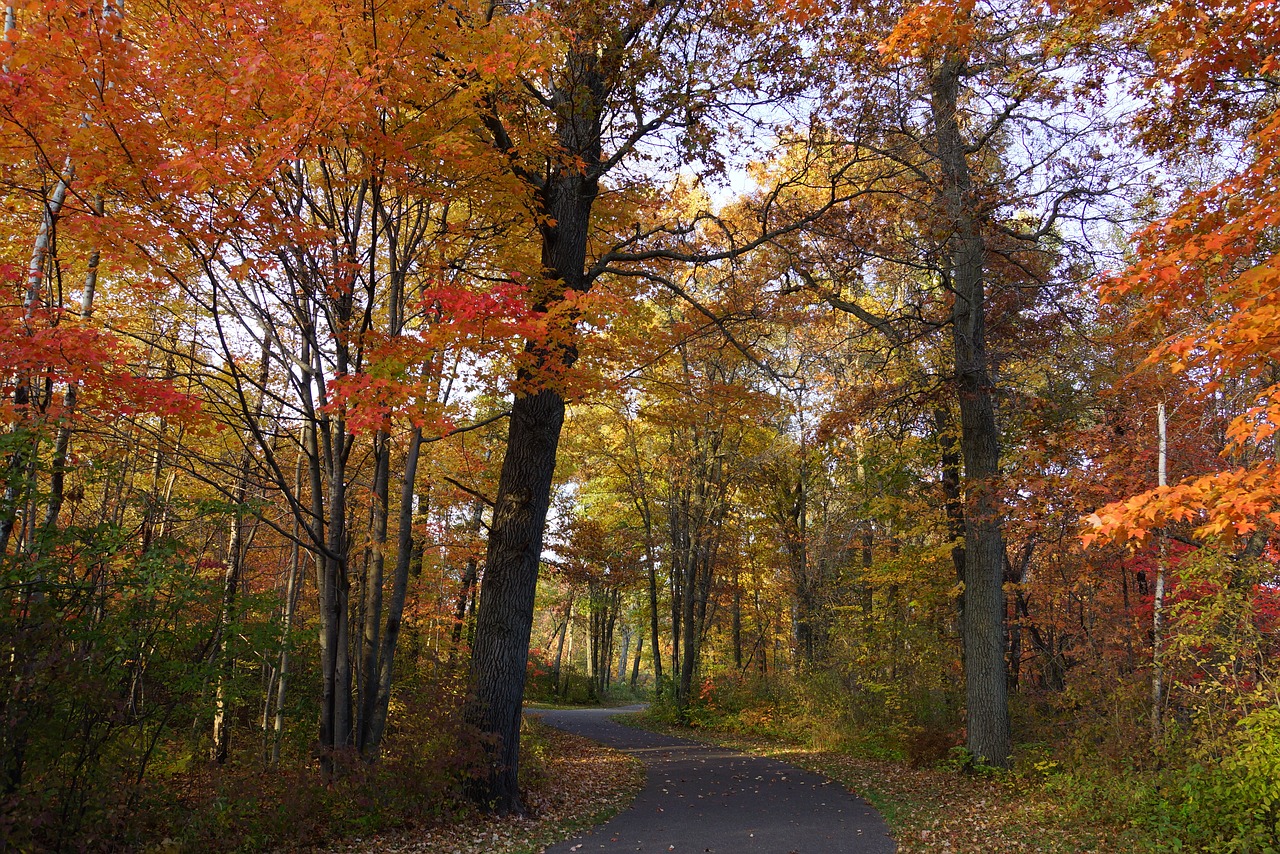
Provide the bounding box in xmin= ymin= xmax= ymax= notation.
xmin=449 ymin=505 xmax=485 ymax=656
xmin=0 ymin=168 xmax=73 ymax=558
xmin=1152 ymin=402 xmax=1167 ymax=740
xmin=561 ymin=603 xmax=575 ymax=697
xmin=549 ymin=606 xmax=569 ymax=685
xmin=732 ymin=564 xmax=742 ymax=670
xmin=677 ymin=535 xmax=698 ymax=713
xmin=212 ymin=341 xmax=271 ymax=764
xmin=271 ymin=455 xmax=306 ymax=765
xmin=39 ymin=196 xmax=102 ymax=538
xmin=630 ymin=633 xmax=643 ymax=689
xmin=935 ymin=406 xmax=966 ymax=650
xmin=624 ymin=418 xmax=664 ymax=693
xmin=616 ymin=625 xmax=630 ymax=686
xmin=363 ymin=426 xmax=424 ymax=759
xmin=357 ymin=430 xmax=390 ymax=754
xmin=211 ymin=476 xmax=247 ymax=764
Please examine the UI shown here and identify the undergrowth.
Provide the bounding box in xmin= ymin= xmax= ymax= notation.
xmin=638 ymin=670 xmax=1280 ymax=853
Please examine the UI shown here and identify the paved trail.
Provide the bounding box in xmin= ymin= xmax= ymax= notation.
xmin=535 ymin=706 xmax=896 ymax=854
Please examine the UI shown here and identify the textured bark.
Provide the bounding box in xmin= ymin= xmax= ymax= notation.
xmin=466 ymin=388 xmax=567 ymax=814
xmin=931 ymin=57 xmax=1011 ymax=768
xmin=934 ymin=406 xmax=967 ymax=660
xmin=465 ymin=32 xmax=604 ymax=811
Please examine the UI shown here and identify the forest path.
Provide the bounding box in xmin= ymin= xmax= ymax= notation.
xmin=534 ymin=706 xmax=896 ymax=854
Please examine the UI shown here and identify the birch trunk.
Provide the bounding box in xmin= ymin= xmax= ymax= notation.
xmin=212 ymin=341 xmax=271 ymax=764
xmin=1152 ymin=402 xmax=1167 ymax=740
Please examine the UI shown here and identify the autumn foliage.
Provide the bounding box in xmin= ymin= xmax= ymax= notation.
xmin=0 ymin=0 xmax=1276 ymax=849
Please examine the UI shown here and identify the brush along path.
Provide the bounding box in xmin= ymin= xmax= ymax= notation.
xmin=328 ymin=722 xmax=643 ymax=854
xmin=535 ymin=705 xmax=895 ymax=854
xmin=621 ymin=717 xmax=1135 ymax=853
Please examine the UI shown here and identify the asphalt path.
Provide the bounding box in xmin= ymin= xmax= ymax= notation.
xmin=534 ymin=706 xmax=896 ymax=854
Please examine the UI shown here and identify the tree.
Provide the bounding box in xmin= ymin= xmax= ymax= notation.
xmin=739 ymin=0 xmax=1119 ymax=766
xmin=461 ymin=0 xmax=835 ymax=811
xmin=1078 ymin=0 xmax=1280 ymax=549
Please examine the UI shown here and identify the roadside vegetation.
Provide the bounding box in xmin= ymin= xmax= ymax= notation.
xmin=628 ymin=670 xmax=1278 ymax=854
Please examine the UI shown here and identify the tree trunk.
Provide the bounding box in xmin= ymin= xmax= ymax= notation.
xmin=0 ymin=169 xmax=71 ymax=558
xmin=357 ymin=430 xmax=390 ymax=754
xmin=465 ymin=35 xmax=603 ymax=813
xmin=630 ymin=633 xmax=643 ymax=689
xmin=677 ymin=535 xmax=699 ymax=713
xmin=668 ymin=486 xmax=685 ymax=698
xmin=931 ymin=57 xmax=1010 ymax=768
xmin=211 ymin=483 xmax=246 ymax=765
xmin=551 ymin=597 xmax=571 ymax=685
xmin=624 ymin=417 xmax=665 ymax=693
xmin=39 ymin=195 xmax=102 ymax=539
xmin=363 ymin=426 xmax=424 ymax=758
xmin=561 ymin=604 xmax=575 ymax=698
xmin=732 ymin=564 xmax=743 ymax=670
xmin=466 ymin=388 xmax=567 ymax=814
xmin=616 ymin=624 xmax=630 ymax=687
xmin=1152 ymin=402 xmax=1167 ymax=740
xmin=212 ymin=342 xmax=270 ymax=764
xmin=934 ymin=406 xmax=966 ymax=652
xmin=270 ymin=454 xmax=306 ymax=765
xmin=448 ymin=502 xmax=485 ymax=664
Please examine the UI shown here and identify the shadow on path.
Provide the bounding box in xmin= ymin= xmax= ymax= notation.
xmin=533 ymin=706 xmax=896 ymax=853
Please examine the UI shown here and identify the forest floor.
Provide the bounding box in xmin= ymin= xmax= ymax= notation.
xmin=326 ymin=721 xmax=643 ymax=854
xmin=621 ymin=714 xmax=1144 ymax=854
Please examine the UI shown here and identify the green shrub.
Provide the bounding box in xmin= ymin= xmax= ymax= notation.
xmin=669 ymin=669 xmax=960 ymax=764
xmin=1138 ymin=708 xmax=1280 ymax=853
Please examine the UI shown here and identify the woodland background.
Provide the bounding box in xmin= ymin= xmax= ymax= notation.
xmin=0 ymin=0 xmax=1277 ymax=849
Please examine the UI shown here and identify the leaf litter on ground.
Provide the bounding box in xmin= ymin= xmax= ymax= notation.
xmin=327 ymin=720 xmax=643 ymax=854
xmin=618 ymin=714 xmax=1140 ymax=854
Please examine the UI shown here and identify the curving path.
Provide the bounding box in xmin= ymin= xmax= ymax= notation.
xmin=534 ymin=706 xmax=896 ymax=854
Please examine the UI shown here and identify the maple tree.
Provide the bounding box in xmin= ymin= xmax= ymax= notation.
xmin=1079 ymin=0 xmax=1280 ymax=548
